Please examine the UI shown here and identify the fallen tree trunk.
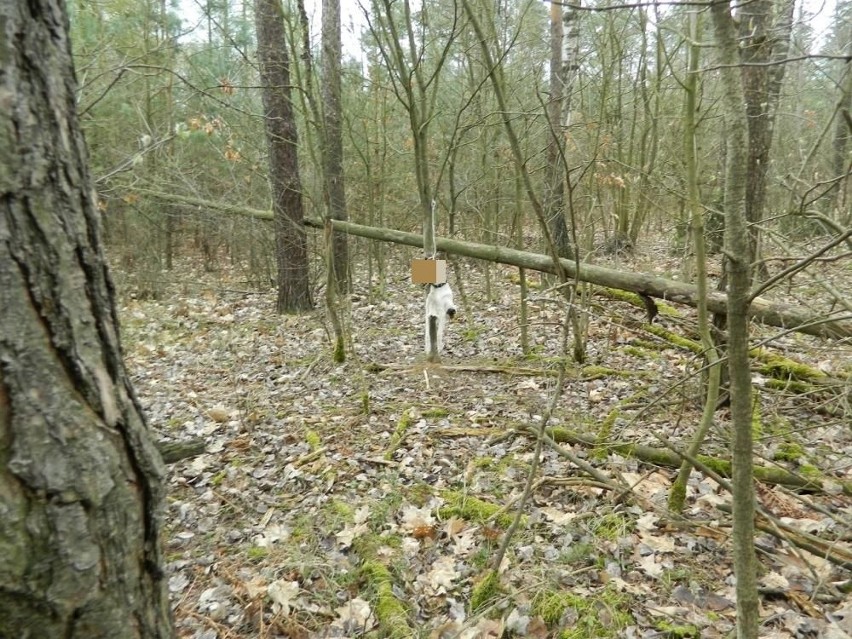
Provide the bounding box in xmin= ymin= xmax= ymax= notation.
xmin=315 ymin=219 xmax=851 ymax=339
xmin=155 ymin=438 xmax=206 ymax=464
xmin=136 ymin=189 xmax=852 ymax=339
xmin=542 ymin=426 xmax=852 ymax=495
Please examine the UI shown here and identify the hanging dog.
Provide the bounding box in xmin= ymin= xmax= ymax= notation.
xmin=425 ymin=281 xmax=456 ymax=359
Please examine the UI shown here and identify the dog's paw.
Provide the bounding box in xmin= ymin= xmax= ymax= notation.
xmin=447 ymin=307 xmax=456 ymax=318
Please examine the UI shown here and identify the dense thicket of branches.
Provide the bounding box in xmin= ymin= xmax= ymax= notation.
xmin=70 ymin=0 xmax=851 ymax=291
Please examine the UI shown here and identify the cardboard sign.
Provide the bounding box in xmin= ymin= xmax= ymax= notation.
xmin=411 ymin=259 xmax=447 ymax=284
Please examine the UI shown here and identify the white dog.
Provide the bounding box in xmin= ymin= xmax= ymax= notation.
xmin=425 ymin=283 xmax=456 ymax=355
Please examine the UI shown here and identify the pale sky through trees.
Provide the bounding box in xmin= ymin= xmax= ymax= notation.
xmin=177 ymin=0 xmax=841 ymax=56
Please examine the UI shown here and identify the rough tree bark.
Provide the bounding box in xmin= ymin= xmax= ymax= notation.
xmin=322 ymin=0 xmax=350 ymax=291
xmin=0 ymin=0 xmax=173 ymax=636
xmin=255 ymin=0 xmax=312 ymax=312
xmin=832 ymin=13 xmax=852 ymax=221
xmin=738 ymin=0 xmax=795 ymax=284
xmin=713 ymin=2 xmax=760 ymax=636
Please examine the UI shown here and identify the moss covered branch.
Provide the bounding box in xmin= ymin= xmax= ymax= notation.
xmin=546 ymin=427 xmax=852 ymax=494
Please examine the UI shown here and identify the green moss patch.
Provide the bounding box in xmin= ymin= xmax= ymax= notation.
xmin=422 ymin=407 xmax=449 ymax=418
xmin=533 ymin=585 xmax=632 ymax=637
xmin=654 ymin=620 xmax=701 ymax=638
xmin=470 ymin=570 xmax=502 ymax=612
xmin=438 ymin=490 xmax=521 ymax=528
xmin=360 ymin=561 xmax=411 ymax=638
xmin=305 ymin=429 xmax=322 ymax=451
xmin=644 ymin=325 xmax=702 ymax=354
xmin=385 ymin=410 xmax=415 ymax=460
xmin=752 ymin=349 xmax=826 ymax=381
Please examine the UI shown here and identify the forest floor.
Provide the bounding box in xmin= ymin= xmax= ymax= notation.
xmin=115 ymin=245 xmax=852 ymax=639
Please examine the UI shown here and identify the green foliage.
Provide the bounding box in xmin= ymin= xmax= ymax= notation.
xmin=469 ymin=546 xmax=492 ymax=569
xmin=246 ymin=546 xmax=268 ymax=561
xmin=332 ymin=336 xmax=345 ymax=363
xmin=799 ymin=464 xmax=822 ymax=479
xmin=602 ymin=288 xmax=680 ymax=318
xmin=408 ymin=483 xmax=434 ymax=506
xmin=367 ymin=491 xmax=404 ymax=530
xmin=385 ymin=410 xmax=415 ymax=460
xmin=667 ymin=480 xmax=687 ymax=513
xmin=644 ymin=325 xmax=702 ymax=354
xmin=752 ymin=350 xmax=826 ymax=381
xmin=764 ymin=378 xmax=813 ymax=393
xmin=631 ymin=339 xmax=666 ymax=351
xmin=473 ymin=456 xmax=494 ymax=469
xmin=462 ymin=325 xmax=485 ymax=342
xmin=659 ymin=566 xmax=693 ymax=590
xmin=533 ymin=590 xmax=569 ymax=625
xmin=558 ymin=542 xmax=595 ymax=565
xmin=327 ymin=500 xmax=355 ymax=522
xmin=699 ymin=456 xmax=732 ymax=476
xmin=622 ymin=345 xmax=654 ymax=358
xmin=751 ymin=397 xmax=763 ymax=439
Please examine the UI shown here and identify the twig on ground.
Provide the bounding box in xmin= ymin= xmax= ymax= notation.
xmin=655 ymin=433 xmax=852 ymax=573
xmin=520 ymin=424 xmax=625 ymax=493
xmin=293 ymin=447 xmax=327 ymax=467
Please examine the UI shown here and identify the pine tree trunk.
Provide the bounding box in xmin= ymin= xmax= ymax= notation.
xmin=254 ymin=0 xmax=312 ymax=313
xmin=0 ymin=1 xmax=173 ymax=636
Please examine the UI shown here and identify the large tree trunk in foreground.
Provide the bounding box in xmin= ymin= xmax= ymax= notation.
xmin=0 ymin=1 xmax=173 ymax=636
xmin=255 ymin=0 xmax=312 ymax=313
xmin=133 ymin=189 xmax=852 ymax=340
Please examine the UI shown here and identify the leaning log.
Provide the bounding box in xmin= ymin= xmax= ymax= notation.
xmin=311 ymin=219 xmax=851 ymax=339
xmin=135 ymin=189 xmax=852 ymax=339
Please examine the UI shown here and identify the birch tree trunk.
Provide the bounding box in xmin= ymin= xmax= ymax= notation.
xmin=543 ymin=1 xmax=575 ymax=259
xmin=0 ymin=0 xmax=173 ymax=635
xmin=255 ymin=0 xmax=313 ymax=312
xmin=712 ymin=3 xmax=759 ymax=636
